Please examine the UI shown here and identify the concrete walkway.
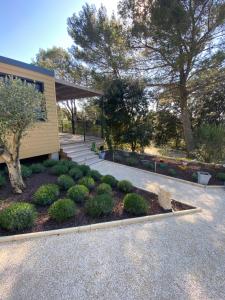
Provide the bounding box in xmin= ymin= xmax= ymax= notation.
xmin=0 ymin=161 xmax=225 ymax=300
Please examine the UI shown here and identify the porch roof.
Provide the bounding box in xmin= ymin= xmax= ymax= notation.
xmin=55 ymin=79 xmax=103 ymax=101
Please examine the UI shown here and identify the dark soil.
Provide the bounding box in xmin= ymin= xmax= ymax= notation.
xmin=105 ymin=150 xmax=225 ymax=186
xmin=0 ymin=170 xmax=195 ymax=237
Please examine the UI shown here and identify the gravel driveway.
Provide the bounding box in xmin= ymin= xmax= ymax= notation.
xmin=0 ymin=162 xmax=225 ymax=300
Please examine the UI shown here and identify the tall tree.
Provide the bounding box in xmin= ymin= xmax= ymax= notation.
xmin=67 ymin=4 xmax=133 ymax=87
xmin=33 ymin=47 xmax=87 ymax=134
xmin=119 ymin=0 xmax=225 ymax=154
xmin=0 ymin=77 xmax=45 ymax=193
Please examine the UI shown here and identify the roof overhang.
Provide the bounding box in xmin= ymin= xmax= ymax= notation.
xmin=55 ymin=79 xmax=103 ymax=101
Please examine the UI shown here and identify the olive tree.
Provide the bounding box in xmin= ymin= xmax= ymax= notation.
xmin=0 ymin=77 xmax=46 ymax=193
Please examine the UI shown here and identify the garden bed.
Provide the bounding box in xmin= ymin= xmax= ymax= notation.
xmin=105 ymin=150 xmax=225 ymax=186
xmin=0 ymin=160 xmax=195 ymax=237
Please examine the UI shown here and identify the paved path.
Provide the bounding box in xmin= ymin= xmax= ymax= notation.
xmin=0 ymin=161 xmax=225 ymax=300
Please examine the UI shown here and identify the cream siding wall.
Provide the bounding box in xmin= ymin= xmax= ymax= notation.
xmin=0 ymin=62 xmax=60 ymax=162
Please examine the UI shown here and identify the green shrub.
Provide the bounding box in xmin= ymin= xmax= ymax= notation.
xmin=0 ymin=174 xmax=6 ymax=188
xmin=97 ymin=183 xmax=112 ymax=195
xmin=159 ymin=162 xmax=168 ymax=170
xmin=216 ymin=172 xmax=225 ymax=181
xmin=57 ymin=175 xmax=74 ymax=190
xmin=192 ymin=172 xmax=198 ymax=182
xmin=86 ymin=194 xmax=114 ymax=218
xmin=21 ymin=165 xmax=32 ymax=178
xmin=142 ymin=161 xmax=154 ymax=170
xmin=168 ymin=168 xmax=176 ymax=177
xmin=69 ymin=167 xmax=83 ymax=180
xmin=101 ymin=175 xmax=117 ymax=187
xmin=50 ymin=164 xmax=68 ymax=176
xmin=90 ymin=170 xmax=102 ymax=181
xmin=43 ymin=159 xmax=58 ymax=168
xmin=67 ymin=184 xmax=89 ymax=203
xmin=123 ymin=193 xmax=148 ymax=216
xmin=48 ymin=198 xmax=76 ymax=222
xmin=60 ymin=160 xmax=78 ymax=169
xmin=126 ymin=157 xmax=138 ymax=166
xmin=33 ymin=184 xmax=59 ymax=206
xmin=117 ymin=180 xmax=133 ymax=193
xmin=0 ymin=202 xmax=37 ymax=231
xmin=78 ymin=176 xmax=95 ymax=190
xmin=30 ymin=163 xmax=45 ymax=173
xmin=79 ymin=164 xmax=91 ymax=176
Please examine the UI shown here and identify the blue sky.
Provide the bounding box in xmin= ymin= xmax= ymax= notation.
xmin=0 ymin=0 xmax=118 ymax=63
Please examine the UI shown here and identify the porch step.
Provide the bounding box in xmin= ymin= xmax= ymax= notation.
xmin=69 ymin=150 xmax=95 ymax=160
xmin=71 ymin=153 xmax=99 ymax=164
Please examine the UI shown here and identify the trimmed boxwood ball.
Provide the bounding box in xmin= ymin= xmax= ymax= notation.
xmin=57 ymin=175 xmax=74 ymax=190
xmin=86 ymin=194 xmax=114 ymax=218
xmin=0 ymin=202 xmax=37 ymax=231
xmin=69 ymin=167 xmax=83 ymax=180
xmin=126 ymin=157 xmax=138 ymax=167
xmin=117 ymin=180 xmax=133 ymax=193
xmin=101 ymin=175 xmax=117 ymax=187
xmin=168 ymin=168 xmax=176 ymax=177
xmin=90 ymin=170 xmax=102 ymax=181
xmin=216 ymin=172 xmax=225 ymax=181
xmin=30 ymin=163 xmax=45 ymax=173
xmin=192 ymin=172 xmax=198 ymax=182
xmin=43 ymin=159 xmax=58 ymax=168
xmin=48 ymin=198 xmax=76 ymax=222
xmin=78 ymin=164 xmax=91 ymax=176
xmin=97 ymin=183 xmax=112 ymax=195
xmin=0 ymin=174 xmax=6 ymax=188
xmin=60 ymin=160 xmax=78 ymax=169
xmin=123 ymin=193 xmax=148 ymax=216
xmin=67 ymin=184 xmax=89 ymax=203
xmin=21 ymin=165 xmax=32 ymax=178
xmin=50 ymin=164 xmax=69 ymax=176
xmin=79 ymin=176 xmax=95 ymax=190
xmin=33 ymin=184 xmax=59 ymax=206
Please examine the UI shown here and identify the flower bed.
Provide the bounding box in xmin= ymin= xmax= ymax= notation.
xmin=0 ymin=159 xmax=195 ymax=236
xmin=105 ymin=150 xmax=225 ymax=186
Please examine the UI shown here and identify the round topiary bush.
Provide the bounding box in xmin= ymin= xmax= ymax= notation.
xmin=86 ymin=194 xmax=114 ymax=218
xmin=126 ymin=157 xmax=138 ymax=167
xmin=57 ymin=175 xmax=75 ymax=190
xmin=48 ymin=198 xmax=76 ymax=222
xmin=0 ymin=174 xmax=6 ymax=188
xmin=90 ymin=170 xmax=102 ymax=181
xmin=50 ymin=164 xmax=69 ymax=176
xmin=168 ymin=168 xmax=176 ymax=177
xmin=43 ymin=159 xmax=58 ymax=168
xmin=0 ymin=202 xmax=37 ymax=231
xmin=60 ymin=160 xmax=78 ymax=170
xmin=21 ymin=165 xmax=33 ymax=178
xmin=69 ymin=167 xmax=83 ymax=180
xmin=79 ymin=164 xmax=91 ymax=176
xmin=33 ymin=184 xmax=60 ymax=206
xmin=117 ymin=180 xmax=133 ymax=193
xmin=123 ymin=193 xmax=148 ymax=216
xmin=101 ymin=175 xmax=117 ymax=187
xmin=97 ymin=183 xmax=112 ymax=195
xmin=30 ymin=163 xmax=45 ymax=173
xmin=67 ymin=184 xmax=89 ymax=203
xmin=216 ymin=172 xmax=225 ymax=181
xmin=78 ymin=176 xmax=95 ymax=190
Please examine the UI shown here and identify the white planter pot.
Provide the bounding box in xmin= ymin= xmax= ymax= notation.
xmin=197 ymin=171 xmax=212 ymax=185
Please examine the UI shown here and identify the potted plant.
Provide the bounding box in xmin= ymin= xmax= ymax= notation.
xmin=99 ymin=145 xmax=106 ymax=159
xmin=197 ymin=171 xmax=212 ymax=185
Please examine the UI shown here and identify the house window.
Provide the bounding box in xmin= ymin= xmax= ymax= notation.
xmin=0 ymin=72 xmax=44 ymax=92
xmin=0 ymin=72 xmax=46 ymax=121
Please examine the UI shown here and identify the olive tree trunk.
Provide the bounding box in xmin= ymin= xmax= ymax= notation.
xmin=1 ymin=148 xmax=25 ymax=194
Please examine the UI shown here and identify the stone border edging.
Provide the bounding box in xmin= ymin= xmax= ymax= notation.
xmin=0 ymin=206 xmax=201 ymax=244
xmin=107 ymin=161 xmax=224 ymax=190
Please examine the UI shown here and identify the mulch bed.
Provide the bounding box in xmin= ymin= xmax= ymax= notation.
xmin=105 ymin=150 xmax=225 ymax=186
xmin=0 ymin=171 xmax=194 ymax=237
